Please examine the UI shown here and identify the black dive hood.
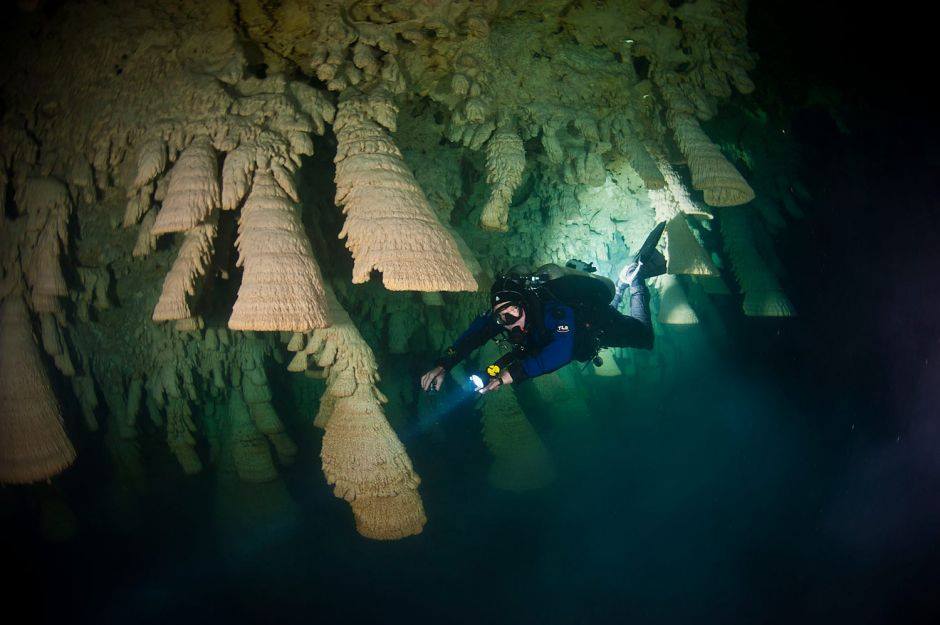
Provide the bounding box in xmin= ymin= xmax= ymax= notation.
xmin=490 ymin=272 xmax=529 ymax=309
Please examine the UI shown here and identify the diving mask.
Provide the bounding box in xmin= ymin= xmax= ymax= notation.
xmin=493 ymin=301 xmax=523 ymax=327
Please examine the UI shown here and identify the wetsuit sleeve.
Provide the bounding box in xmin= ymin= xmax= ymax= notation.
xmin=435 ymin=312 xmax=500 ymax=370
xmin=507 ymin=306 xmax=575 ymax=382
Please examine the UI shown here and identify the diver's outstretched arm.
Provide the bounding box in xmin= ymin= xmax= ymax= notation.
xmin=434 ymin=312 xmax=501 ymax=371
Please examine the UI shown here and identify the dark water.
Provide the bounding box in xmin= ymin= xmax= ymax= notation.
xmin=8 ymin=158 xmax=940 ymax=624
xmin=6 ymin=4 xmax=940 ymax=625
xmin=7 ymin=280 xmax=939 ymax=625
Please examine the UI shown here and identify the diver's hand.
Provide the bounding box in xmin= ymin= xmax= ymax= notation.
xmin=619 ymin=261 xmax=642 ymax=285
xmin=421 ymin=366 xmax=447 ymax=392
xmin=478 ymin=370 xmax=513 ymax=394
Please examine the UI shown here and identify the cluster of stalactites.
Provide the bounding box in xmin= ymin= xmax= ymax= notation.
xmin=0 ymin=170 xmax=81 ymax=485
xmin=227 ymin=340 xmax=298 ymax=483
xmin=307 ymin=11 xmax=482 ymax=291
xmin=0 ymin=175 xmax=109 ymax=478
xmin=642 ymin=158 xmax=793 ymax=321
xmin=122 ymin=76 xmax=336 ymax=332
xmin=285 ymin=286 xmax=426 ymax=540
xmin=650 ymin=11 xmax=756 ymax=209
xmin=133 ymin=325 xmax=297 ymax=479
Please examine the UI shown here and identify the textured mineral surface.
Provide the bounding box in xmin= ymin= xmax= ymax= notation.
xmin=0 ymin=0 xmax=805 ymax=539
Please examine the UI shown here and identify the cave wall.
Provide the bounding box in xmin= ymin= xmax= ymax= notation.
xmin=0 ymin=0 xmax=808 ymax=539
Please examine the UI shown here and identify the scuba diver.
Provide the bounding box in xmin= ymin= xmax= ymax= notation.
xmin=420 ymin=222 xmax=668 ymax=395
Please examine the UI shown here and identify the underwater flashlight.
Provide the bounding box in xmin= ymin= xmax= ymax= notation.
xmin=469 ymin=374 xmax=484 ymax=392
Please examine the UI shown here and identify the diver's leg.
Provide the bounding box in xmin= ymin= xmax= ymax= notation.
xmin=598 ymin=282 xmax=653 ymax=349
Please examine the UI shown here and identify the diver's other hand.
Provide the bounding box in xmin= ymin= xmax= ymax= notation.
xmin=619 ymin=261 xmax=642 ymax=285
xmin=478 ymin=369 xmax=513 ymax=394
xmin=619 ymin=250 xmax=666 ymax=285
xmin=421 ymin=366 xmax=447 ymax=392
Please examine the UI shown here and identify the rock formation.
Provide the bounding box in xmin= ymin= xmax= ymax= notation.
xmin=0 ymin=0 xmax=805 ymax=536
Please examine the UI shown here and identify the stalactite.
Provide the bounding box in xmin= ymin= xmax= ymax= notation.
xmin=228 ymin=169 xmax=329 ymax=332
xmin=649 ymin=161 xmax=719 ymax=277
xmin=332 ymin=91 xmax=478 ymax=292
xmin=0 ymin=0 xmax=804 ymax=543
xmin=671 ymin=113 xmax=755 ymax=207
xmin=240 ymin=341 xmax=297 ymax=467
xmin=720 ymin=207 xmax=795 ymax=317
xmin=38 ymin=313 xmax=74 ymax=376
xmin=294 ymin=286 xmax=426 ymax=540
xmin=152 ymin=215 xmax=218 ymax=322
xmin=481 ymin=387 xmax=555 ymax=492
xmin=0 ymin=295 xmax=76 ymax=484
xmin=228 ymin=388 xmax=277 ymax=484
xmin=480 ymin=123 xmax=525 ymax=232
xmin=18 ymin=177 xmax=71 ymax=313
xmin=656 ymin=274 xmax=699 ymax=325
xmin=151 ymin=137 xmax=221 ymax=236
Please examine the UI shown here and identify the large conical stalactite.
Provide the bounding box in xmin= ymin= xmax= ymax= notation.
xmin=656 ymin=274 xmax=699 ymax=325
xmin=289 ymin=286 xmax=425 ymax=540
xmin=649 ymin=161 xmax=719 ymax=277
xmin=151 ymin=137 xmax=220 ymax=236
xmin=228 ymin=168 xmax=329 ymax=332
xmin=0 ymin=296 xmax=76 ymax=484
xmin=671 ymin=113 xmax=755 ymax=207
xmin=720 ymin=207 xmax=795 ymax=317
xmin=481 ymin=388 xmax=555 ymax=492
xmin=332 ymin=91 xmax=478 ymax=293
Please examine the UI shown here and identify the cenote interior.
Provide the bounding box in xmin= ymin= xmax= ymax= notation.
xmin=2 ymin=1 xmax=938 ymax=624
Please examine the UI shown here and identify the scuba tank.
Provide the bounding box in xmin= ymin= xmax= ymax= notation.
xmin=532 ymin=261 xmax=615 ymax=310
xmin=490 ymin=261 xmax=615 ymax=310
xmin=490 ymin=261 xmax=615 ymax=363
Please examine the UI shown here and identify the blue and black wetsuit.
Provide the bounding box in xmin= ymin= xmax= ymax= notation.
xmin=435 ymin=281 xmax=653 ymax=383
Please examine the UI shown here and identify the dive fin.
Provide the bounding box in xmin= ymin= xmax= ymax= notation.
xmin=632 ymin=221 xmax=667 ymax=264
xmin=615 ymin=222 xmax=668 ymax=294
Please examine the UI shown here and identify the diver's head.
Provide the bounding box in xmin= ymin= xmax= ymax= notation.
xmin=490 ymin=267 xmax=531 ymax=331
